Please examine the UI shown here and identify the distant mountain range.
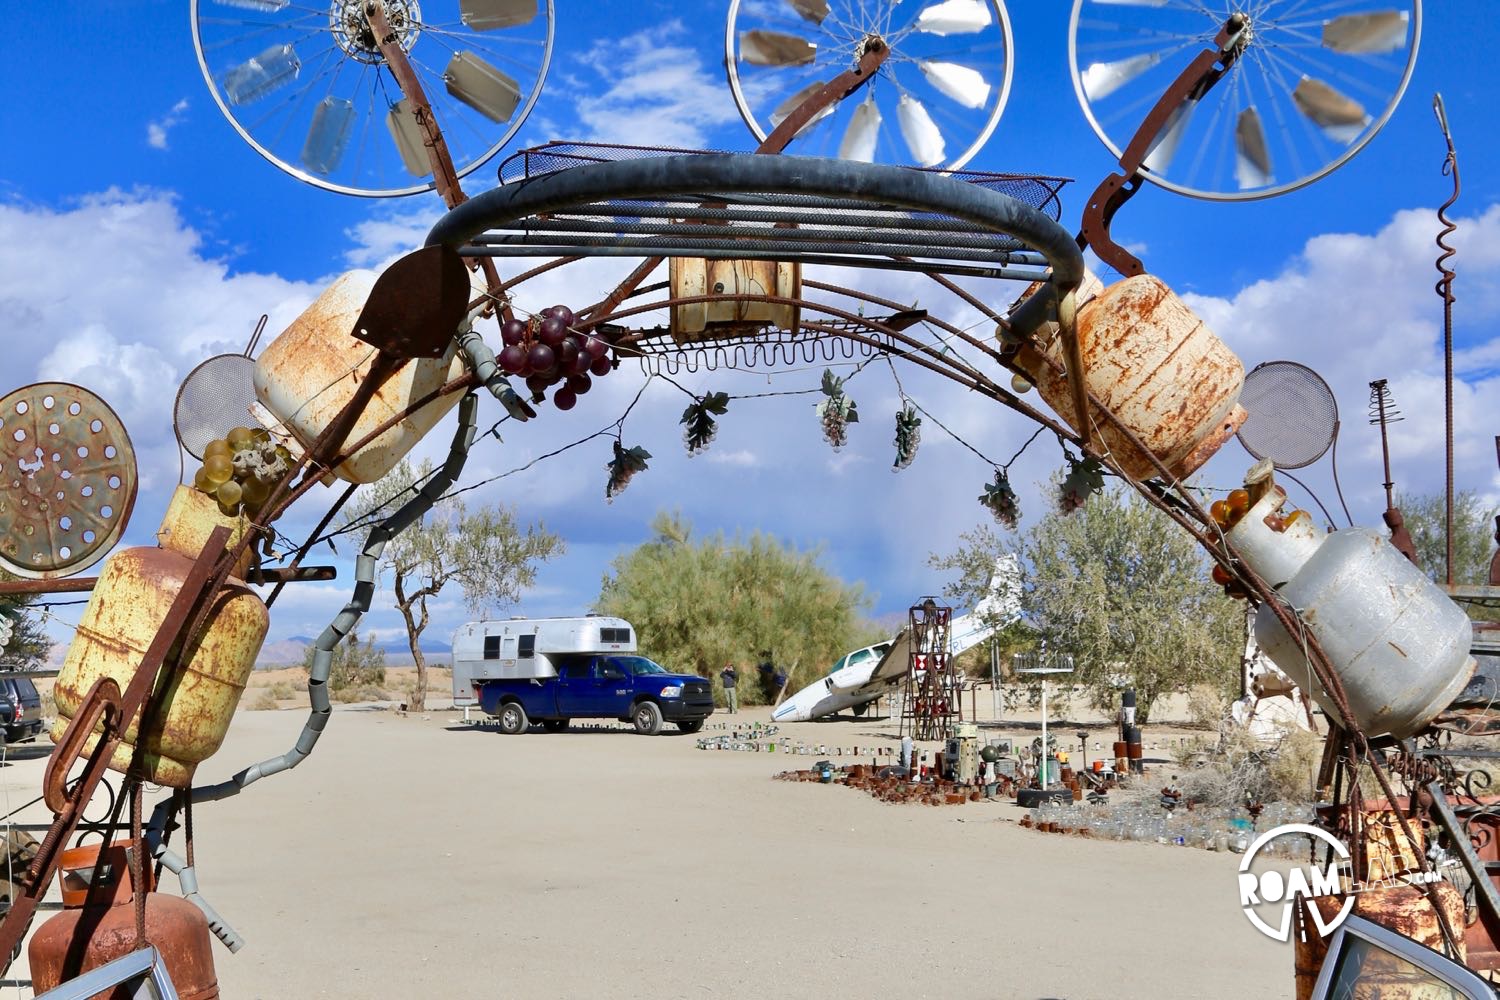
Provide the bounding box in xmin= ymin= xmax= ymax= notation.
xmin=258 ymin=634 xmax=452 ymax=667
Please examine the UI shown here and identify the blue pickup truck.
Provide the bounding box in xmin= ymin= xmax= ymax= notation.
xmin=453 ymin=616 xmax=714 ymax=735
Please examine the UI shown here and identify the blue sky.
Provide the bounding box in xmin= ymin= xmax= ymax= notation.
xmin=3 ymin=2 xmax=1498 ymax=655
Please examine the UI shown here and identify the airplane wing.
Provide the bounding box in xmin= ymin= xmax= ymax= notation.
xmin=866 ymin=628 xmax=911 ymax=685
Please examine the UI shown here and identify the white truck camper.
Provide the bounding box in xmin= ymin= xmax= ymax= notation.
xmin=451 ymin=615 xmax=637 ymax=707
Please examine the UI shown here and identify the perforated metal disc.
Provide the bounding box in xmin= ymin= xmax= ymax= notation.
xmin=0 ymin=382 xmax=138 ymax=579
xmin=174 ymin=354 xmax=259 ymax=460
xmin=1236 ymin=361 xmax=1339 ymax=470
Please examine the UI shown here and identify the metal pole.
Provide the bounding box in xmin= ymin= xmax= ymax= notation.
xmin=991 ymin=642 xmax=1000 ymax=720
xmin=1040 ymin=678 xmax=1049 ymax=791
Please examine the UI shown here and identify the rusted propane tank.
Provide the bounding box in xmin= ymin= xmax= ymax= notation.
xmin=668 ymin=257 xmax=800 ymax=342
xmin=1011 ymin=274 xmax=1247 ymax=481
xmin=252 ymin=268 xmax=468 ymax=483
xmin=51 ymin=486 xmax=268 ymax=788
xmin=30 ymin=840 xmax=218 ymax=998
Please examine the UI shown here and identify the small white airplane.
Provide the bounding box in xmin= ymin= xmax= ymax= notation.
xmin=772 ymin=556 xmax=1022 ymax=723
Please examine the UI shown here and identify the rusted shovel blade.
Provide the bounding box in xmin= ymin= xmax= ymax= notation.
xmin=352 ymin=245 xmax=471 ymax=359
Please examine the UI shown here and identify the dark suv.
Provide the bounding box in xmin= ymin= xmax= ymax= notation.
xmin=0 ymin=677 xmax=44 ymax=744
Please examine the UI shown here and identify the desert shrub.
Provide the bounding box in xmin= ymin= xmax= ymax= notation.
xmin=1175 ymin=721 xmax=1320 ymax=807
xmin=267 ymin=681 xmax=298 ymax=700
xmin=245 ymin=689 xmax=279 ymax=711
xmin=332 ymin=683 xmax=389 ymax=705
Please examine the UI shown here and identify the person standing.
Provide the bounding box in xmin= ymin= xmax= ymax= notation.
xmin=720 ymin=662 xmax=738 ymax=714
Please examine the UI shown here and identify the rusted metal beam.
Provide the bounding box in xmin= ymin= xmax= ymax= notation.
xmin=0 ymin=578 xmax=97 ymax=595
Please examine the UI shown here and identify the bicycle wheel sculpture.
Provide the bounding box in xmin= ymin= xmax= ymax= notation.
xmin=1069 ymin=0 xmax=1421 ymax=200
xmin=726 ymin=0 xmax=1014 ymax=169
xmin=191 ymin=0 xmax=554 ymax=197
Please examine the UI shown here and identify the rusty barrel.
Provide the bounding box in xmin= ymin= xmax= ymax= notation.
xmin=50 ymin=487 xmax=268 ymax=788
xmin=29 ymin=840 xmax=218 ymax=999
xmin=1012 ymin=274 xmax=1246 ymax=481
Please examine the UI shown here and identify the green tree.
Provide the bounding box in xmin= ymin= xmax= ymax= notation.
xmin=0 ymin=570 xmax=50 ymax=668
xmin=1395 ymin=489 xmax=1498 ymax=589
xmin=596 ymin=511 xmax=873 ymax=702
xmin=344 ymin=459 xmax=564 ymax=711
xmin=1018 ymin=486 xmax=1242 ymax=723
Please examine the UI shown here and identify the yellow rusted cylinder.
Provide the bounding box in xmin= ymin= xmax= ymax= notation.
xmin=1013 ymin=274 xmax=1247 ymax=481
xmin=668 ymin=257 xmax=800 ymax=342
xmin=252 ymin=269 xmax=467 ymax=484
xmin=50 ymin=488 xmax=268 ymax=788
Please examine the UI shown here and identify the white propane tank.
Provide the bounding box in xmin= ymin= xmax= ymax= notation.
xmin=252 ymin=269 xmax=467 ymax=484
xmin=1254 ymin=527 xmax=1475 ymax=739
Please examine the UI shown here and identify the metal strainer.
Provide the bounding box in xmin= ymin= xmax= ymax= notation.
xmin=173 ymin=317 xmax=265 ymax=460
xmin=1236 ymin=360 xmax=1339 ymax=470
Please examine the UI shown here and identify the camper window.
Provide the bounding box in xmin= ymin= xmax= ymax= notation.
xmin=518 ymin=634 xmax=536 ymax=658
xmin=600 ymin=627 xmax=631 ymax=644
xmin=483 ymin=635 xmax=501 ymax=660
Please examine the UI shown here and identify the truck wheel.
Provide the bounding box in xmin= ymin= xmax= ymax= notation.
xmin=497 ymin=702 xmax=529 ymax=735
xmin=542 ymin=719 xmax=569 ymax=733
xmin=675 ymin=720 xmax=704 ymax=734
xmin=632 ymin=701 xmax=664 ymax=736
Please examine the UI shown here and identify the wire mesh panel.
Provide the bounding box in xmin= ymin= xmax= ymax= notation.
xmin=174 ymin=354 xmax=259 ymax=460
xmin=1237 ymin=360 xmax=1339 ymax=469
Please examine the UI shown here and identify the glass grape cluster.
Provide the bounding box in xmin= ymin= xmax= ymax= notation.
xmin=495 ymin=305 xmax=614 ymax=412
xmin=192 ymin=425 xmax=290 ymax=517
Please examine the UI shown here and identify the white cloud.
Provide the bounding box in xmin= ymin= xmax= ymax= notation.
xmin=147 ymin=99 xmax=190 ymax=151
xmin=560 ymin=20 xmax=744 ymax=149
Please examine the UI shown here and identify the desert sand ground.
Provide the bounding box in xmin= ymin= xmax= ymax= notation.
xmin=0 ymin=677 xmax=1296 ymax=999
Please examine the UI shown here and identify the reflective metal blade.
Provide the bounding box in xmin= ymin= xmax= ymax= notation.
xmin=459 ymin=0 xmax=538 ymax=31
xmin=787 ymin=0 xmax=829 ymax=24
xmin=1142 ymin=99 xmax=1193 ymax=174
xmin=771 ymin=81 xmax=836 ymax=134
xmin=301 ymin=96 xmax=354 ymax=175
xmin=1081 ymin=51 xmax=1162 ymax=102
xmin=445 ymin=50 xmax=522 ymax=123
xmin=839 ymin=94 xmax=882 ymax=161
xmin=896 ymin=94 xmax=945 ymax=167
xmin=919 ymin=61 xmax=990 ymax=109
xmin=1234 ymin=106 xmax=1273 ymax=189
xmin=1322 ymin=11 xmax=1407 ymax=54
xmin=739 ymin=30 xmax=817 ymax=66
xmin=221 ymin=43 xmax=300 ymax=105
xmin=914 ymin=0 xmax=991 ymax=36
xmin=1293 ymin=76 xmax=1370 ymax=143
